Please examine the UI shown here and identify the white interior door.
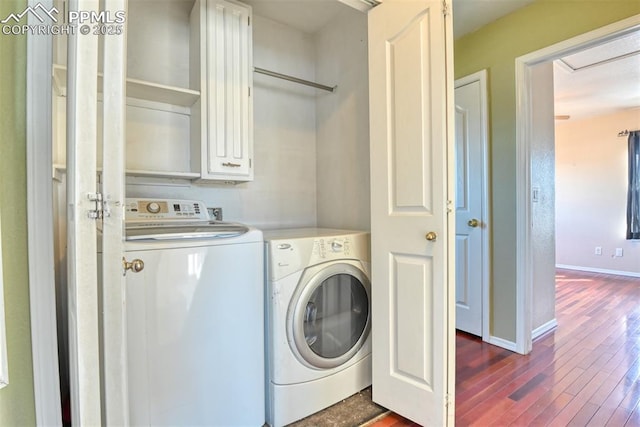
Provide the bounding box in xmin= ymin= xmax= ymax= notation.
xmin=66 ymin=0 xmax=101 ymax=424
xmin=67 ymin=0 xmax=128 ymax=424
xmin=454 ymin=72 xmax=488 ymax=337
xmin=368 ymin=1 xmax=454 ymax=425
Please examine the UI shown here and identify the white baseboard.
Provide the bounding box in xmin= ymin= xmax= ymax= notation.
xmin=556 ymin=264 xmax=640 ymax=278
xmin=532 ymin=318 xmax=557 ymax=340
xmin=488 ymin=335 xmax=518 ymax=352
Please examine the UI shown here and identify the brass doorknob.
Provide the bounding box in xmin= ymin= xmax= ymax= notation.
xmin=123 ymin=257 xmax=145 ymax=275
xmin=425 ymin=232 xmax=437 ymax=241
xmin=468 ymin=218 xmax=480 ymax=228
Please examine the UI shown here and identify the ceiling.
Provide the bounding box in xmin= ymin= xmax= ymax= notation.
xmin=243 ymin=0 xmax=347 ymax=34
xmin=452 ymin=0 xmax=535 ymax=39
xmin=244 ymin=0 xmax=536 ymax=37
xmin=553 ymin=31 xmax=640 ymax=120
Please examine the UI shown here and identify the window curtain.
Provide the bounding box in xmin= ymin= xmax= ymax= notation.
xmin=627 ymin=130 xmax=640 ymax=240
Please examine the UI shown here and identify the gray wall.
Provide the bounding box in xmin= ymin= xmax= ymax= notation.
xmin=315 ymin=7 xmax=370 ymax=231
xmin=530 ymin=62 xmax=556 ymax=333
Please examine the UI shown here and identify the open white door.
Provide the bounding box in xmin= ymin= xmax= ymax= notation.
xmin=454 ymin=72 xmax=488 ymax=338
xmin=67 ymin=0 xmax=128 ymax=424
xmin=368 ymin=0 xmax=455 ymax=425
xmin=66 ymin=0 xmax=102 ymax=424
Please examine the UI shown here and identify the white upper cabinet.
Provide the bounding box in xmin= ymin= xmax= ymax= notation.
xmin=192 ymin=0 xmax=254 ymax=182
xmin=53 ymin=0 xmax=255 ymax=182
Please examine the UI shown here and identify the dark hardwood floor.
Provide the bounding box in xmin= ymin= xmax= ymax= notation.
xmin=368 ymin=269 xmax=640 ymax=426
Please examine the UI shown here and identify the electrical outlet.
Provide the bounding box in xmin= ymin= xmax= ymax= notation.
xmin=595 ymin=246 xmax=602 ymax=255
xmin=615 ymin=248 xmax=623 ymax=257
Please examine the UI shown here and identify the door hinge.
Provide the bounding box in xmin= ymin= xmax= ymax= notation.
xmin=442 ymin=0 xmax=449 ymax=16
xmin=445 ymin=393 xmax=452 ymax=408
xmin=87 ymin=192 xmax=110 ymax=220
xmin=248 ymin=16 xmax=250 ymax=26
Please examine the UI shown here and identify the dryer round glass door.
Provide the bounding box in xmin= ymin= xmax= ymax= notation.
xmin=290 ymin=263 xmax=371 ymax=369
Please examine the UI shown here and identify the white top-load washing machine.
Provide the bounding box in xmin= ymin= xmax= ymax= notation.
xmin=118 ymin=198 xmax=264 ymax=426
xmin=263 ymin=228 xmax=372 ymax=427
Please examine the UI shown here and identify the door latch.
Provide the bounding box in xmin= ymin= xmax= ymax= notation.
xmin=87 ymin=192 xmax=103 ymax=220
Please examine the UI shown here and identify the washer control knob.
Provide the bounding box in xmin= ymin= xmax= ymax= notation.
xmin=146 ymin=202 xmax=161 ymax=214
xmin=331 ymin=241 xmax=343 ymax=252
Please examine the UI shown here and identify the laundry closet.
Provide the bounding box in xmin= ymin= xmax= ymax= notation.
xmin=51 ymin=0 xmax=372 ymax=424
xmin=52 ymin=0 xmax=453 ymax=424
xmin=52 ymin=0 xmax=371 ymax=231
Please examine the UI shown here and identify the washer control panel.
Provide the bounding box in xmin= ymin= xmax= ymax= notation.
xmin=125 ymin=198 xmax=210 ymax=222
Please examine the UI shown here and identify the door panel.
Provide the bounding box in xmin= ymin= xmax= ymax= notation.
xmin=389 ymin=11 xmax=433 ymax=211
xmin=392 ymin=254 xmax=433 ymax=388
xmin=368 ymin=0 xmax=453 ymax=425
xmin=66 ymin=0 xmax=101 ymax=424
xmin=100 ymin=0 xmax=128 ymax=423
xmin=454 ymin=78 xmax=485 ymax=336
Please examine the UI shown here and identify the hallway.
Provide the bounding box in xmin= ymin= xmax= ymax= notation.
xmin=370 ymin=269 xmax=640 ymax=426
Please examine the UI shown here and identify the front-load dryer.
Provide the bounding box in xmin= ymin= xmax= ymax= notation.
xmin=263 ymin=228 xmax=372 ymax=427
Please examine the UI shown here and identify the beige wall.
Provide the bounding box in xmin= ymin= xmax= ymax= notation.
xmin=0 ymin=0 xmax=37 ymax=424
xmin=556 ymin=108 xmax=640 ymax=275
xmin=454 ymin=0 xmax=640 ymax=342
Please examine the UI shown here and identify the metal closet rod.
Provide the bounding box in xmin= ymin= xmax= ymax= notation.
xmin=618 ymin=129 xmax=639 ymax=137
xmin=254 ymin=67 xmax=336 ymax=93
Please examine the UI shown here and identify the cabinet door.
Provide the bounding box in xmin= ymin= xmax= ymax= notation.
xmin=368 ymin=0 xmax=455 ymax=425
xmin=204 ymin=0 xmax=253 ymax=181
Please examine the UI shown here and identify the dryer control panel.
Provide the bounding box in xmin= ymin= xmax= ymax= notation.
xmin=264 ymin=229 xmax=370 ymax=282
xmin=125 ymin=198 xmax=210 ymax=223
xmin=314 ymin=237 xmax=352 ymax=259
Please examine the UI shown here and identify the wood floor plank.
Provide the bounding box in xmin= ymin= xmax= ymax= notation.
xmin=528 ymin=392 xmax=575 ymax=426
xmin=366 ymin=270 xmax=640 ymax=427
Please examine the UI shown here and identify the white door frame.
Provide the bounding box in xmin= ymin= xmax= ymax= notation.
xmin=454 ymin=70 xmax=491 ymax=343
xmin=515 ymin=14 xmax=640 ymax=355
xmin=25 ymin=0 xmax=63 ymax=424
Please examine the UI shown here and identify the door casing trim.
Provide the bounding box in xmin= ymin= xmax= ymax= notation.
xmin=26 ymin=0 xmax=63 ymax=424
xmin=515 ymin=14 xmax=640 ymax=355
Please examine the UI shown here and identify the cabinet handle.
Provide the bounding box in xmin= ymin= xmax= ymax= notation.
xmin=123 ymin=257 xmax=144 ymax=276
xmin=222 ymin=162 xmax=241 ymax=168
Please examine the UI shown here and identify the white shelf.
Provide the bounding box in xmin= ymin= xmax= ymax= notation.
xmin=52 ymin=65 xmax=200 ymax=107
xmin=53 ymin=164 xmax=200 ymax=180
xmin=125 ymin=169 xmax=200 ymax=179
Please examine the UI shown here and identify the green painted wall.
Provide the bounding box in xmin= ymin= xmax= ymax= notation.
xmin=454 ymin=0 xmax=640 ymax=342
xmin=0 ymin=0 xmax=37 ymax=424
